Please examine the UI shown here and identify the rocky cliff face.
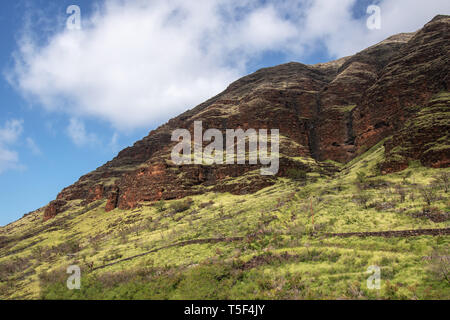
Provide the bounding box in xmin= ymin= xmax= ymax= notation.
xmin=43 ymin=15 xmax=449 ymax=221
xmin=353 ymin=15 xmax=450 ymax=155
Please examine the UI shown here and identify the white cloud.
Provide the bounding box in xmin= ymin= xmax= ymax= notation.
xmin=66 ymin=118 xmax=98 ymax=147
xmin=26 ymin=137 xmax=42 ymax=156
xmin=109 ymin=132 xmax=120 ymax=152
xmin=302 ymin=0 xmax=450 ymax=58
xmin=0 ymin=119 xmax=24 ymax=174
xmin=0 ymin=147 xmax=19 ymax=173
xmin=0 ymin=119 xmax=23 ymax=144
xmin=7 ymin=0 xmax=307 ymax=131
xmin=7 ymin=0 xmax=450 ymax=132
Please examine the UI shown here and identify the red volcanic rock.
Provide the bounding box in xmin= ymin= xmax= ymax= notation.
xmin=353 ymin=16 xmax=450 ymax=155
xmin=381 ymin=91 xmax=450 ymax=173
xmin=105 ymin=187 xmax=119 ymax=212
xmin=102 ymin=156 xmax=321 ymax=212
xmin=43 ymin=200 xmax=67 ymax=221
xmin=87 ymin=184 xmax=104 ymax=202
xmin=313 ymin=35 xmax=415 ymax=163
xmin=42 ymin=15 xmax=449 ymax=219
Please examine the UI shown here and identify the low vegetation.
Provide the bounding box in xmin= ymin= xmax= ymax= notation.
xmin=0 ymin=142 xmax=448 ymax=300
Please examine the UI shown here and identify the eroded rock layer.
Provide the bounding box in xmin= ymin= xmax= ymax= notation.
xmin=44 ymin=15 xmax=450 ymax=219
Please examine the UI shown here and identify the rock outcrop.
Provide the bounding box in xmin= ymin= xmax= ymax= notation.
xmin=43 ymin=15 xmax=450 ymax=219
xmin=353 ymin=16 xmax=449 ymax=155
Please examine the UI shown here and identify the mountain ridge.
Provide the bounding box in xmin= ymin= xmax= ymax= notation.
xmin=38 ymin=15 xmax=449 ymax=221
xmin=0 ymin=15 xmax=449 ymax=300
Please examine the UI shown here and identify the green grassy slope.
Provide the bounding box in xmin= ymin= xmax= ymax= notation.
xmin=382 ymin=91 xmax=450 ymax=170
xmin=0 ymin=141 xmax=449 ymax=300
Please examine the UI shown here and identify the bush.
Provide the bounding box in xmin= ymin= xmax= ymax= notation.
xmin=0 ymin=281 xmax=13 ymax=297
xmin=0 ymin=256 xmax=32 ymax=280
xmin=102 ymin=249 xmax=123 ymax=263
xmin=46 ymin=239 xmax=81 ymax=256
xmin=433 ymin=172 xmax=449 ymax=193
xmin=169 ymin=198 xmax=193 ymax=213
xmin=38 ymin=266 xmax=68 ymax=286
xmin=118 ymin=228 xmax=129 ymax=244
xmin=373 ymin=201 xmax=396 ymax=211
xmin=356 ymin=171 xmax=367 ymax=184
xmin=419 ymin=186 xmax=439 ymax=205
xmin=415 ymin=206 xmax=449 ymax=222
xmin=352 ymin=192 xmax=371 ymax=209
xmin=394 ymin=185 xmax=406 ymax=202
xmin=355 ymin=171 xmax=368 ymax=190
xmin=199 ymin=200 xmax=214 ymax=209
xmin=373 ymin=161 xmax=383 ymax=176
xmin=402 ymin=171 xmax=413 ymax=183
xmin=154 ymin=200 xmax=166 ymax=212
xmin=286 ymin=169 xmax=307 ymax=181
xmin=427 ymin=248 xmax=449 ymax=284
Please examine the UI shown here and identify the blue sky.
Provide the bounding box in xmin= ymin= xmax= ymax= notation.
xmin=0 ymin=0 xmax=449 ymax=226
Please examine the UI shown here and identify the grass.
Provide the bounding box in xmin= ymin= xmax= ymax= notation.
xmin=331 ymin=105 xmax=357 ymax=113
xmin=382 ymin=91 xmax=450 ymax=167
xmin=0 ymin=141 xmax=448 ymax=300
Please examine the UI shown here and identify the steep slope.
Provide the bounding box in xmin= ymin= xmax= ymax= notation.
xmin=1 ymin=15 xmax=450 ymax=300
xmin=353 ymin=15 xmax=450 ymax=153
xmin=381 ymin=91 xmax=450 ymax=173
xmin=313 ymin=32 xmax=417 ymax=162
xmin=1 ymin=140 xmax=449 ymax=299
xmin=42 ymin=15 xmax=449 ymax=221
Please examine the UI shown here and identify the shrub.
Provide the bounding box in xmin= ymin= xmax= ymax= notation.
xmin=353 ymin=192 xmax=371 ymax=209
xmin=427 ymin=248 xmax=449 ymax=284
xmin=402 ymin=171 xmax=413 ymax=183
xmin=355 ymin=171 xmax=368 ymax=190
xmin=419 ymin=186 xmax=439 ymax=205
xmin=433 ymin=172 xmax=449 ymax=193
xmin=394 ymin=185 xmax=406 ymax=203
xmin=0 ymin=281 xmax=13 ymax=296
xmin=286 ymin=168 xmax=307 ymax=181
xmin=409 ymin=190 xmax=415 ymax=201
xmin=417 ymin=206 xmax=449 ymax=223
xmin=373 ymin=161 xmax=382 ymax=176
xmin=169 ymin=198 xmax=193 ymax=213
xmin=118 ymin=229 xmax=129 ymax=244
xmin=50 ymin=239 xmax=81 ymax=256
xmin=0 ymin=256 xmax=32 ymax=280
xmin=154 ymin=200 xmax=166 ymax=212
xmin=199 ymin=200 xmax=214 ymax=209
xmin=175 ymin=262 xmax=233 ymax=299
xmin=31 ymin=246 xmax=44 ymax=259
xmin=373 ymin=201 xmax=396 ymax=211
xmin=102 ymin=249 xmax=123 ymax=263
xmin=38 ymin=267 xmax=68 ymax=286
xmin=384 ymin=280 xmax=400 ymax=299
xmin=356 ymin=171 xmax=367 ymax=184
xmin=90 ymin=237 xmax=102 ymax=252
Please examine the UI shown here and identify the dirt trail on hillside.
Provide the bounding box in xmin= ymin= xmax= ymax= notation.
xmin=92 ymin=236 xmax=244 ymax=271
xmin=324 ymin=228 xmax=450 ymax=238
xmin=91 ymin=228 xmax=450 ymax=271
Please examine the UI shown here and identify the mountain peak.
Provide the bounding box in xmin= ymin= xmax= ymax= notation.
xmin=41 ymin=15 xmax=449 ymax=220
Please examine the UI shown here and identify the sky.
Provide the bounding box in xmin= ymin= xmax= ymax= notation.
xmin=0 ymin=0 xmax=449 ymax=226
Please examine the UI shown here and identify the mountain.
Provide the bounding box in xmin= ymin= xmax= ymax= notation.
xmin=43 ymin=15 xmax=449 ymax=221
xmin=0 ymin=15 xmax=449 ymax=300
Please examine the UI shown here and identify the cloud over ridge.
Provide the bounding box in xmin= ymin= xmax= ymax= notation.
xmin=0 ymin=119 xmax=24 ymax=173
xmin=8 ymin=0 xmax=450 ymax=131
